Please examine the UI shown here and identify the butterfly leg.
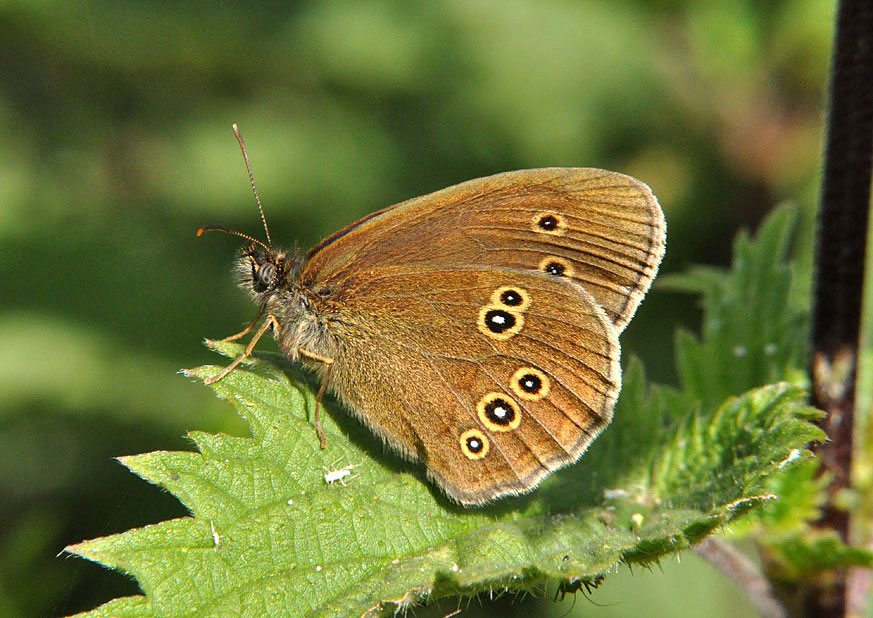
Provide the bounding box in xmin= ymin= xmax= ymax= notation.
xmin=215 ymin=303 xmax=266 ymax=343
xmin=203 ymin=313 xmax=277 ymax=385
xmin=299 ymin=348 xmax=334 ymax=449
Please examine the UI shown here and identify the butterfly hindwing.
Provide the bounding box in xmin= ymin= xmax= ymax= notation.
xmin=318 ymin=266 xmax=620 ymax=505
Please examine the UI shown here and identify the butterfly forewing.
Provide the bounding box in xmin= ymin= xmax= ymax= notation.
xmin=304 ymin=168 xmax=665 ymax=332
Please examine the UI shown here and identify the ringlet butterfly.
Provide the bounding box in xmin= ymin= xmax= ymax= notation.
xmin=199 ymin=125 xmax=665 ymax=506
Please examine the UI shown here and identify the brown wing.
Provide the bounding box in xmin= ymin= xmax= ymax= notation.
xmin=304 ymin=168 xmax=665 ymax=332
xmin=319 ymin=266 xmax=620 ymax=506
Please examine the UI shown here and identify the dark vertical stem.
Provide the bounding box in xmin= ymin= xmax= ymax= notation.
xmin=809 ymin=0 xmax=873 ymax=616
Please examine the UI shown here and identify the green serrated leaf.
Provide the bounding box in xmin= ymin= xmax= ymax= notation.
xmin=65 ymin=359 xmax=820 ymax=618
xmin=661 ymin=205 xmax=808 ymax=412
xmin=767 ymin=533 xmax=873 ymax=580
xmin=64 ymin=205 xmax=829 ymax=616
xmin=653 ymin=383 xmax=824 ymax=506
xmin=753 ymin=458 xmax=828 ymax=534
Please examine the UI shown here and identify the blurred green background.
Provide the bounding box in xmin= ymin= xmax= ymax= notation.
xmin=0 ymin=1 xmax=831 ymax=616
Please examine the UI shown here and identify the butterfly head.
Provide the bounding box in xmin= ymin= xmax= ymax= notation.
xmin=198 ymin=225 xmax=301 ymax=302
xmin=237 ymin=243 xmax=304 ymax=302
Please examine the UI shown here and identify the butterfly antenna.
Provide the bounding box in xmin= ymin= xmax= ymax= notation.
xmin=232 ymin=123 xmax=273 ymax=248
xmin=197 ymin=225 xmax=272 ymax=253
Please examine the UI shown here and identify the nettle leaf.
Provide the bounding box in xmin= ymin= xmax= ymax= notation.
xmin=663 ymin=206 xmax=808 ymax=413
xmin=66 ymin=205 xmax=827 ymax=617
xmin=66 ymin=356 xmax=819 ymax=618
xmin=663 ymin=205 xmax=873 ymax=573
xmin=748 ymin=456 xmax=873 ymax=579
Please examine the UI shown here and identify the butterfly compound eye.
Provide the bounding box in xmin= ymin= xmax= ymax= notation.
xmin=255 ymin=262 xmax=277 ymax=291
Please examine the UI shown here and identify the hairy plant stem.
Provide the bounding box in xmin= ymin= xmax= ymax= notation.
xmin=694 ymin=538 xmax=787 ymax=618
xmin=809 ymin=0 xmax=873 ymax=615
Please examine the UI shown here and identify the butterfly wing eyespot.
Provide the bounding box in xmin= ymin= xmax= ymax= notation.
xmin=477 ymin=306 xmax=524 ymax=340
xmin=538 ymin=256 xmax=574 ymax=278
xmin=490 ymin=285 xmax=531 ymax=311
xmin=531 ymin=212 xmax=567 ymax=236
xmin=476 ymin=392 xmax=521 ymax=431
xmin=460 ymin=428 xmax=490 ymax=459
xmin=509 ymin=367 xmax=550 ymax=401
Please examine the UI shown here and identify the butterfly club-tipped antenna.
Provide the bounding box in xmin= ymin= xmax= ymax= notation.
xmin=197 ymin=123 xmax=277 ymax=387
xmin=196 ymin=123 xmax=274 ymax=253
xmin=197 ymin=125 xmax=334 ymax=450
xmin=232 ymin=123 xmax=273 ymax=248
